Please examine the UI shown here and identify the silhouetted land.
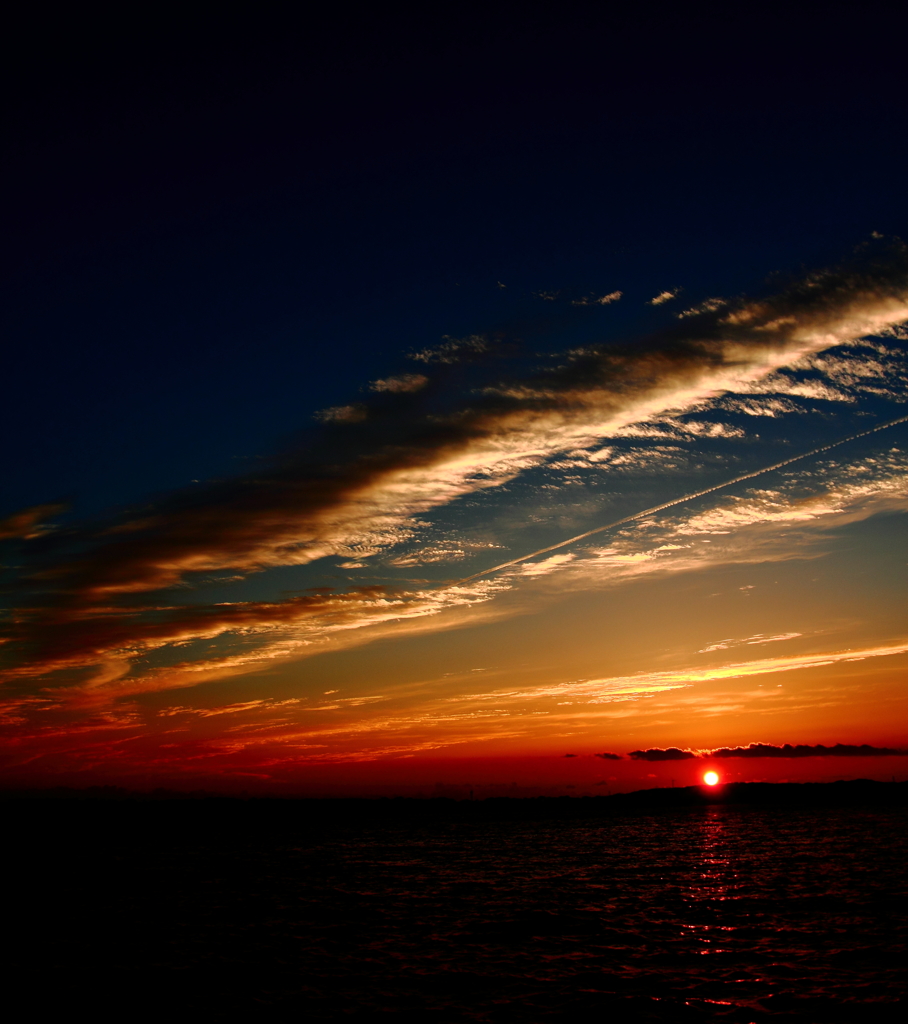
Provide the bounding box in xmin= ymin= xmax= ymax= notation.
xmin=3 ymin=781 xmax=905 ymax=1022
xmin=2 ymin=778 xmax=907 ymax=825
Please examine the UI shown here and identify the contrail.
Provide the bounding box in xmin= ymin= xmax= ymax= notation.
xmin=454 ymin=412 xmax=908 ymax=586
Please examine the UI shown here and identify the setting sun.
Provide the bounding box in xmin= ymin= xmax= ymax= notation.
xmin=703 ymin=771 xmax=720 ymax=786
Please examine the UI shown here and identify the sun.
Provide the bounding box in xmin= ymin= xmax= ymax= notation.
xmin=703 ymin=771 xmax=719 ymax=786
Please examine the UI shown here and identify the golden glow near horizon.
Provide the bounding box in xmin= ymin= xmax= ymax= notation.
xmin=704 ymin=771 xmax=720 ymax=786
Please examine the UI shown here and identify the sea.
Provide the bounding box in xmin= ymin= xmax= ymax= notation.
xmin=6 ymin=798 xmax=906 ymax=1022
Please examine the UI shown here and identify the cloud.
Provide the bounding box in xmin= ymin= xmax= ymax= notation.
xmin=572 ymin=290 xmax=622 ymax=306
xmin=369 ymin=374 xmax=428 ymax=393
xmin=518 ymin=553 xmax=576 ymax=577
xmin=670 ymin=449 xmax=908 ymax=540
xmin=698 ymin=633 xmax=802 ymax=654
xmin=159 ymin=697 xmax=302 ymax=718
xmin=5 ymin=244 xmax=908 ymax=697
xmin=452 ymin=640 xmax=908 ymax=714
xmin=408 ymin=334 xmax=489 ymax=363
xmin=709 ymin=742 xmax=905 ymax=758
xmin=678 ymin=297 xmax=727 ymax=317
xmin=649 ymin=288 xmax=681 ymax=306
xmin=314 ymin=403 xmax=368 ymax=423
xmin=1 ymin=577 xmax=508 ymax=702
xmin=0 ymin=503 xmax=66 ymax=540
xmin=54 ymin=425 xmax=907 ymax=708
xmin=723 ymin=340 xmax=908 ymax=407
xmin=720 ymin=396 xmax=806 ymax=417
xmin=629 ymin=742 xmax=906 ymax=760
xmin=629 ymin=747 xmax=696 ymax=760
xmin=487 ymin=440 xmax=908 ymax=595
xmin=387 ymin=539 xmax=505 ymax=567
xmin=594 ymin=751 xmax=622 ymax=760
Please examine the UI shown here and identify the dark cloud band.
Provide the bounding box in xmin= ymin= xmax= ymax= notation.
xmin=629 ymin=747 xmax=697 ymax=761
xmin=630 ymin=743 xmax=905 ymax=760
xmin=711 ymin=743 xmax=905 ymax=758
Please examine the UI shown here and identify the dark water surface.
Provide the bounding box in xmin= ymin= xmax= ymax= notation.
xmin=8 ymin=803 xmax=907 ymax=1021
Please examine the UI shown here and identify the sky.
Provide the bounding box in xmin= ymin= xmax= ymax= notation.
xmin=3 ymin=5 xmax=908 ymax=794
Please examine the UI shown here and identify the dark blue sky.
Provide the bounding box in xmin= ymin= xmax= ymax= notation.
xmin=4 ymin=3 xmax=908 ymax=520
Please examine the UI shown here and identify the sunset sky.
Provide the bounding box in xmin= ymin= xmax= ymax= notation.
xmin=3 ymin=7 xmax=907 ymax=793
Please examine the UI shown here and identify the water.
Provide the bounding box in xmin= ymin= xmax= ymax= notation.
xmin=9 ymin=805 xmax=907 ymax=1021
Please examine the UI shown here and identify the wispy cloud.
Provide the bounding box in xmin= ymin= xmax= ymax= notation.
xmin=4 ymin=245 xmax=908 ymax=702
xmin=698 ymin=632 xmax=802 ymax=654
xmin=452 ymin=641 xmax=908 ymax=710
xmin=490 ymin=442 xmax=908 ymax=595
